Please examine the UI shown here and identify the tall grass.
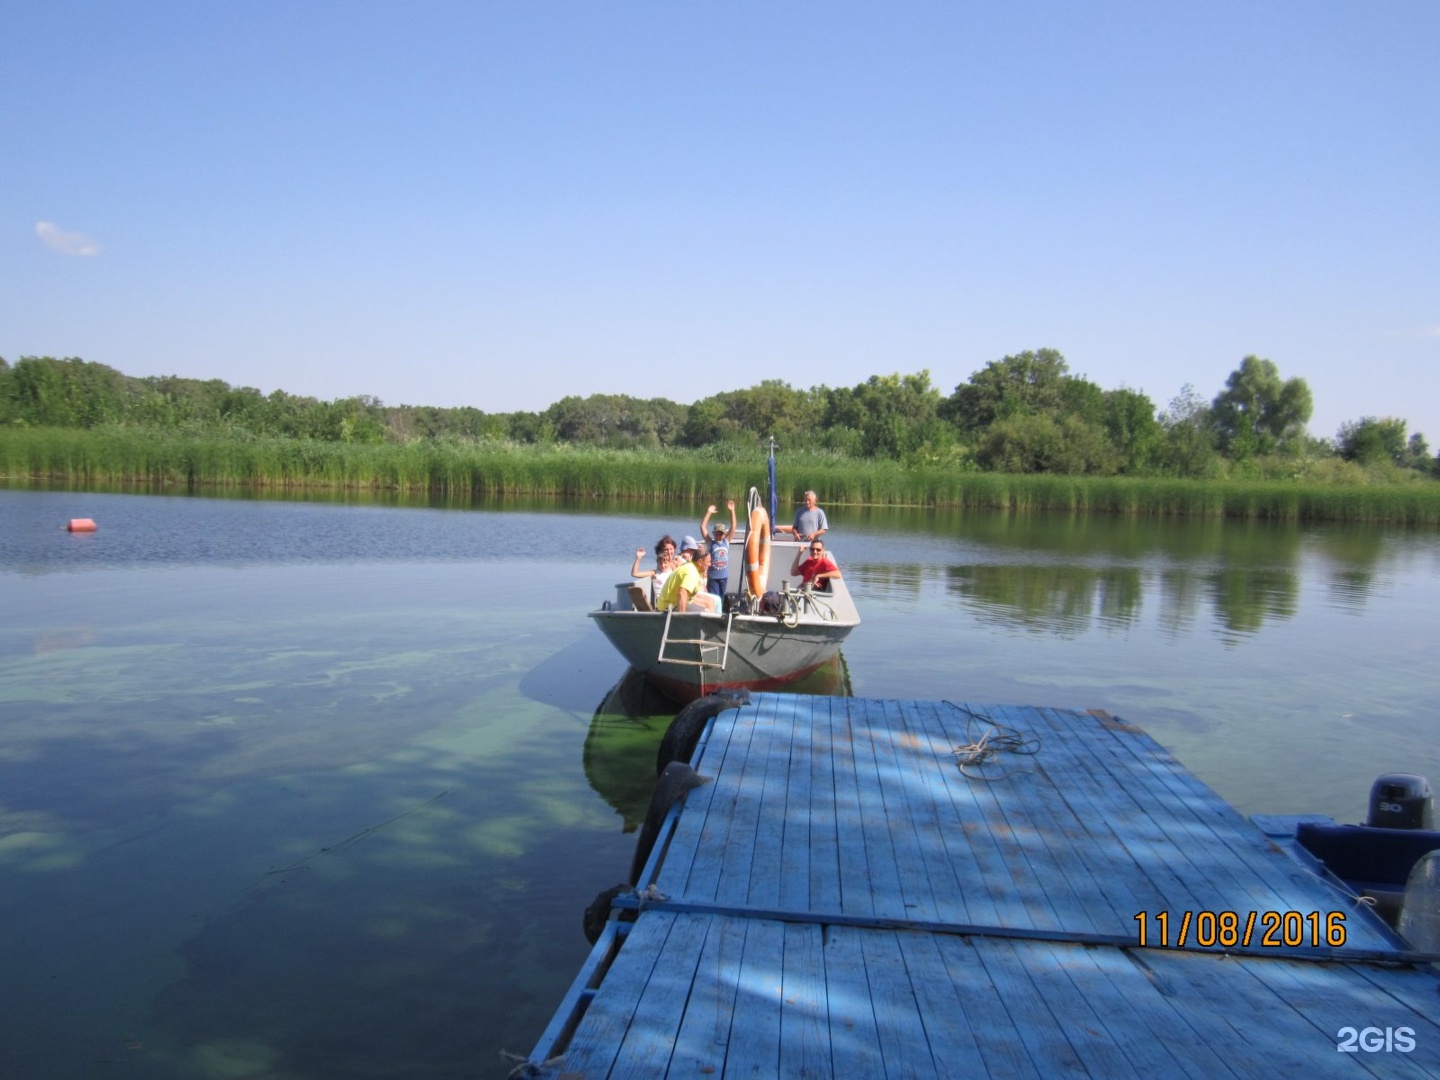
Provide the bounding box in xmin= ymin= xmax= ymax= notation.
xmin=4 ymin=426 xmax=1439 ymax=524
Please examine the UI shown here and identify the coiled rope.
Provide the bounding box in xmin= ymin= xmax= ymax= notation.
xmin=945 ymin=703 xmax=1041 ymax=780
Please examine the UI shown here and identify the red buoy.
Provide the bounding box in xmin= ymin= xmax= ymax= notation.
xmin=67 ymin=518 xmax=97 ymax=532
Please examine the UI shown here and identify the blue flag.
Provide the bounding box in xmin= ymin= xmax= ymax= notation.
xmin=767 ymin=452 xmax=777 ymax=528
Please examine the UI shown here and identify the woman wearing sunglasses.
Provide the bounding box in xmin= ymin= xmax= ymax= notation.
xmin=790 ymin=539 xmax=841 ymax=592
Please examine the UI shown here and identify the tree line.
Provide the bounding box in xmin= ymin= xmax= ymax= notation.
xmin=0 ymin=351 xmax=1433 ymax=481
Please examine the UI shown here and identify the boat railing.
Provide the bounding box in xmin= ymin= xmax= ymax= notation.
xmin=778 ymin=581 xmax=837 ymax=626
xmin=657 ymin=609 xmax=734 ymax=672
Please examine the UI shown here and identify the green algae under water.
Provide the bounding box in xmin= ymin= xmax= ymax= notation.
xmin=1 ymin=488 xmax=1438 ymax=1078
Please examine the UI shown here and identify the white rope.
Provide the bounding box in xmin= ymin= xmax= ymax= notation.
xmin=945 ymin=704 xmax=1041 ymax=780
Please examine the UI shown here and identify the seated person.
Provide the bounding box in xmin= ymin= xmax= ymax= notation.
xmin=776 ymin=490 xmax=828 ymax=542
xmin=791 ymin=540 xmax=841 ymax=592
xmin=657 ymin=546 xmax=719 ymax=612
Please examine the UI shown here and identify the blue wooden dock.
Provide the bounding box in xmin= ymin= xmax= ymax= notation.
xmin=525 ymin=696 xmax=1440 ymax=1077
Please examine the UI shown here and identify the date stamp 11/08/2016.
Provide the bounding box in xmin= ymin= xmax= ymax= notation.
xmin=1133 ymin=912 xmax=1424 ymax=1057
xmin=1133 ymin=909 xmax=1347 ymax=949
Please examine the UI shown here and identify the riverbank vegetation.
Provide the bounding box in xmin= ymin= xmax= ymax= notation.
xmin=2 ymin=352 xmax=1436 ymax=522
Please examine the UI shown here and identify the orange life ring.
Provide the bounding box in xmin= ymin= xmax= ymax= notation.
xmin=745 ymin=506 xmax=770 ymax=597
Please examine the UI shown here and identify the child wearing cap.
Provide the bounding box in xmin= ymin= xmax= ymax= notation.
xmin=700 ymin=500 xmax=737 ymax=599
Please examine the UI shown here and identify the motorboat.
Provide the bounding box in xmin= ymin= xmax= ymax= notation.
xmin=1254 ymin=772 xmax=1440 ymax=948
xmin=589 ymin=490 xmax=860 ymax=704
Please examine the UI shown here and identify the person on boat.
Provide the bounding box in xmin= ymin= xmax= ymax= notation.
xmin=776 ymin=490 xmax=828 ymax=542
xmin=791 ymin=539 xmax=841 ymax=592
xmin=631 ymin=535 xmax=679 ymax=604
xmin=657 ymin=546 xmax=719 ymax=612
xmin=678 ymin=535 xmax=700 ymax=562
xmin=700 ymin=500 xmax=737 ymax=599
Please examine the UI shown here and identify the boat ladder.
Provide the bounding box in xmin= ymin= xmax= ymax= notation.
xmin=657 ymin=610 xmax=734 ymax=673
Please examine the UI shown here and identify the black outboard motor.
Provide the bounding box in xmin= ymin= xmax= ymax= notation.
xmin=1367 ymin=773 xmax=1434 ymax=830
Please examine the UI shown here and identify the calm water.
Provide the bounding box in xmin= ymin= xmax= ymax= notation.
xmin=2 ymin=488 xmax=1437 ymax=1078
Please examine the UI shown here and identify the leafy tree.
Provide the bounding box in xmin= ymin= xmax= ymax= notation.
xmin=729 ymin=380 xmax=821 ymax=443
xmin=1059 ymin=376 xmax=1108 ymax=426
xmin=944 ymin=348 xmax=1070 ymax=432
xmin=680 ymin=396 xmax=731 ymax=447
xmin=505 ymin=411 xmax=555 ymax=444
xmin=1405 ymin=432 xmax=1431 ymax=474
xmin=540 ymin=393 xmax=686 ymax=448
xmin=0 ymin=357 xmax=14 ymax=424
xmin=1155 ymin=384 xmax=1220 ymax=477
xmin=322 ymin=396 xmax=387 ymax=444
xmin=679 ymin=381 xmax=821 ymax=449
xmin=545 ymin=395 xmax=624 ymax=445
xmin=942 ymin=351 xmax=1154 ymax=474
xmin=1336 ymin=417 xmax=1409 ymax=467
xmin=1210 ymin=356 xmax=1312 ymax=458
xmin=821 ymin=372 xmax=945 ymax=458
xmin=1101 ymin=387 xmax=1162 ymax=473
xmin=974 ymin=413 xmax=1117 ymax=474
xmin=6 ymin=357 xmax=129 ymax=427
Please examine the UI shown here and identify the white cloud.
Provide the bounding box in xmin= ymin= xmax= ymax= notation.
xmin=35 ymin=220 xmax=102 ymax=257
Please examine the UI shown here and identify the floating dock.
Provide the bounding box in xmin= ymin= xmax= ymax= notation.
xmin=526 ymin=697 xmax=1440 ymax=1077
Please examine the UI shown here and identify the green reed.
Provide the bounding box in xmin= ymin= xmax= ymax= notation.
xmin=3 ymin=427 xmax=1439 ymax=523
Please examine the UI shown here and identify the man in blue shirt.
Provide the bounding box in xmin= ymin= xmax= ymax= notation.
xmin=778 ymin=490 xmax=828 ymax=542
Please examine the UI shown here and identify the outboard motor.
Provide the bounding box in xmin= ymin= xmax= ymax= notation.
xmin=1367 ymin=773 xmax=1434 ymax=830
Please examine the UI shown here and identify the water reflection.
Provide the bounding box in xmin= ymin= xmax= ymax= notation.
xmin=1207 ymin=567 xmax=1299 ymax=639
xmin=945 ymin=565 xmax=1146 ymax=635
xmin=1157 ymin=568 xmax=1204 ymax=637
xmin=848 ymin=563 xmax=925 ymax=603
xmin=836 ymin=512 xmax=1421 ymax=642
xmin=1310 ymin=527 xmax=1392 ymax=613
xmin=936 ymin=560 xmax=1310 ymax=641
xmin=582 ymin=655 xmax=853 ymax=832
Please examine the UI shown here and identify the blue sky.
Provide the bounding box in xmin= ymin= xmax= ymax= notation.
xmin=6 ymin=2 xmax=1437 ymax=444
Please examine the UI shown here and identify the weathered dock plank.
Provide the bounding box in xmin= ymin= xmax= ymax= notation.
xmin=722 ymin=918 xmax=786 ymax=1077
xmin=892 ymin=931 xmax=992 ymax=1077
xmin=1050 ymin=942 xmax=1239 ymax=1080
xmin=606 ymin=913 xmax=709 ymax=1080
xmin=668 ymin=914 xmax=744 ymax=1076
xmin=528 ymin=696 xmax=1440 ymax=1078
xmin=776 ymin=922 xmax=830 ymax=1080
xmin=805 ymin=696 xmax=842 ymax=913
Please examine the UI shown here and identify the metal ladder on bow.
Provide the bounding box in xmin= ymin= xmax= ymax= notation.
xmin=657 ymin=610 xmax=734 ymax=673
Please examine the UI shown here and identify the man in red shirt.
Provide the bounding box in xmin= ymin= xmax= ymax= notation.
xmin=791 ymin=539 xmax=841 ymax=591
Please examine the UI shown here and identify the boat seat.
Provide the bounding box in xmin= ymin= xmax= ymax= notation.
xmin=627 ymin=585 xmax=654 ymax=612
xmin=1295 ymin=822 xmax=1440 ymax=888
